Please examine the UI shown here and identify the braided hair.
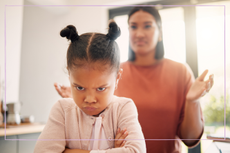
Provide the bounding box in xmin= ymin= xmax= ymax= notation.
xmin=60 ymin=20 xmax=121 ymax=72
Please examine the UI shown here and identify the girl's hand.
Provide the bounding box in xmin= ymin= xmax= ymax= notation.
xmin=114 ymin=128 xmax=129 ymax=148
xmin=54 ymin=83 xmax=72 ymax=98
xmin=186 ymin=70 xmax=214 ymax=102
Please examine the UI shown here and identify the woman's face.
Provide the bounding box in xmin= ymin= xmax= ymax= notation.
xmin=69 ymin=62 xmax=122 ymax=117
xmin=128 ymin=10 xmax=161 ymax=56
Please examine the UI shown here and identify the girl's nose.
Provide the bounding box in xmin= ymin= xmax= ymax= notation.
xmin=84 ymin=94 xmax=97 ymax=103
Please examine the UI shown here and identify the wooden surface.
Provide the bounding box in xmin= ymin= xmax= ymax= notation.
xmin=0 ymin=123 xmax=45 ymax=136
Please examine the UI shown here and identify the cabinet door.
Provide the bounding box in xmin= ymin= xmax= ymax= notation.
xmin=0 ymin=135 xmax=17 ymax=153
xmin=18 ymin=133 xmax=41 ymax=153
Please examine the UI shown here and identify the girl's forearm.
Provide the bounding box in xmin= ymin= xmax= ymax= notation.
xmin=180 ymin=100 xmax=203 ymax=146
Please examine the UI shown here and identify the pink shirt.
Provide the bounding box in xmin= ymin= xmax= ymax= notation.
xmin=34 ymin=96 xmax=146 ymax=153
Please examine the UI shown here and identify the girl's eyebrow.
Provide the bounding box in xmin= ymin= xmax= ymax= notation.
xmin=98 ymin=83 xmax=109 ymax=87
xmin=72 ymin=83 xmax=82 ymax=86
xmin=73 ymin=82 xmax=109 ymax=87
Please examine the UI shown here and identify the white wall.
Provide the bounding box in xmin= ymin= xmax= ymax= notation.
xmin=19 ymin=0 xmax=109 ymax=123
xmin=0 ymin=0 xmax=24 ymax=105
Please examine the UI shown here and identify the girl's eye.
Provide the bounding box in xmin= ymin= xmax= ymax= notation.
xmin=97 ymin=87 xmax=106 ymax=91
xmin=76 ymin=86 xmax=85 ymax=91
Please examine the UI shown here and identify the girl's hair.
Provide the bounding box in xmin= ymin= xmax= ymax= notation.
xmin=60 ymin=21 xmax=121 ymax=72
xmin=127 ymin=6 xmax=165 ymax=61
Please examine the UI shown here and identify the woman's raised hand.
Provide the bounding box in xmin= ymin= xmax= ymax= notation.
xmin=54 ymin=83 xmax=72 ymax=98
xmin=114 ymin=128 xmax=129 ymax=148
xmin=186 ymin=70 xmax=214 ymax=102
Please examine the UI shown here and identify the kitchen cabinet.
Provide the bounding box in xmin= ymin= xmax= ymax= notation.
xmin=0 ymin=123 xmax=45 ymax=153
xmin=0 ymin=135 xmax=17 ymax=153
xmin=0 ymin=133 xmax=41 ymax=153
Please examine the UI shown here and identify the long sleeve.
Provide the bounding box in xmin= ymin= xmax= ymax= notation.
xmin=103 ymin=99 xmax=146 ymax=153
xmin=34 ymin=101 xmax=66 ymax=153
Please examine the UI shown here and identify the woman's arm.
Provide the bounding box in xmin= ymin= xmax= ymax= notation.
xmin=180 ymin=70 xmax=214 ymax=146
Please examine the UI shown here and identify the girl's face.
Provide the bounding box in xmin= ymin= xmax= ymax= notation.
xmin=128 ymin=10 xmax=161 ymax=56
xmin=69 ymin=62 xmax=122 ymax=117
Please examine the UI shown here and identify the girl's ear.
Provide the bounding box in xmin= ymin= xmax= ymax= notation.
xmin=116 ymin=68 xmax=123 ymax=87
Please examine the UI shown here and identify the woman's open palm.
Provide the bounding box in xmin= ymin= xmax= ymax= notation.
xmin=186 ymin=70 xmax=214 ymax=102
xmin=54 ymin=83 xmax=72 ymax=98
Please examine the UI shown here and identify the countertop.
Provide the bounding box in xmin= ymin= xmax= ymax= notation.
xmin=205 ymin=135 xmax=230 ymax=153
xmin=0 ymin=123 xmax=45 ymax=136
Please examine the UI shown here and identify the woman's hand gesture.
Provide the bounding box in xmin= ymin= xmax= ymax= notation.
xmin=186 ymin=70 xmax=214 ymax=102
xmin=54 ymin=83 xmax=72 ymax=98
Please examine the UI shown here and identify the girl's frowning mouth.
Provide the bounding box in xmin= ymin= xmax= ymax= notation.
xmin=84 ymin=107 xmax=97 ymax=111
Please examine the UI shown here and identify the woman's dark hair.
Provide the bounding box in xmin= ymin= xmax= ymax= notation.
xmin=60 ymin=21 xmax=121 ymax=72
xmin=128 ymin=6 xmax=164 ymax=61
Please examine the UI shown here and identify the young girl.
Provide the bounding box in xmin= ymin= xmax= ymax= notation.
xmin=34 ymin=21 xmax=146 ymax=153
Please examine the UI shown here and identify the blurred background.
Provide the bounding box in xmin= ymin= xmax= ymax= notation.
xmin=0 ymin=0 xmax=229 ymax=153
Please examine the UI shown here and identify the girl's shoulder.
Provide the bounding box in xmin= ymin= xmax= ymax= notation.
xmin=110 ymin=95 xmax=134 ymax=105
xmin=106 ymin=96 xmax=137 ymax=114
xmin=53 ymin=98 xmax=77 ymax=112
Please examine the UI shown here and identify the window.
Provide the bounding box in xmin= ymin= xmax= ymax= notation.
xmin=159 ymin=7 xmax=186 ymax=63
xmin=114 ymin=7 xmax=186 ymax=64
xmin=114 ymin=15 xmax=129 ymax=63
xmin=196 ymin=1 xmax=230 ymax=152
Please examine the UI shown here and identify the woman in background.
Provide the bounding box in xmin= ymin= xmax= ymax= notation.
xmin=55 ymin=6 xmax=214 ymax=152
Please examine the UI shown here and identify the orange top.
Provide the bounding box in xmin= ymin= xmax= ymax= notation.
xmin=115 ymin=58 xmax=203 ymax=153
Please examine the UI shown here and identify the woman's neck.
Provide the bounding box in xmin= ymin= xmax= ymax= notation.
xmin=133 ymin=52 xmax=159 ymax=66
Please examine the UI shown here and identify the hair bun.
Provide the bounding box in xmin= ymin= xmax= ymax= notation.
xmin=107 ymin=21 xmax=121 ymax=40
xmin=60 ymin=25 xmax=79 ymax=42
